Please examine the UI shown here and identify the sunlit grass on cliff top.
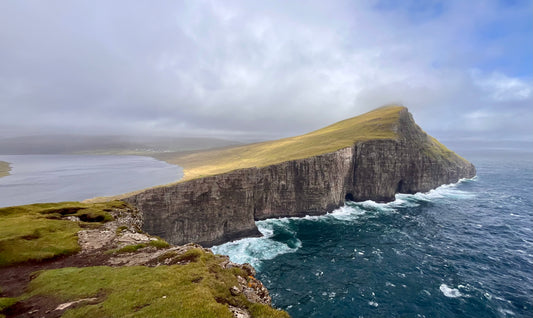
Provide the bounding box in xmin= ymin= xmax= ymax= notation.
xmin=86 ymin=104 xmax=466 ymax=203
xmin=163 ymin=105 xmax=403 ymax=181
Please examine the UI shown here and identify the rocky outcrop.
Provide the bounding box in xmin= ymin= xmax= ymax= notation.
xmin=123 ymin=108 xmax=475 ymax=246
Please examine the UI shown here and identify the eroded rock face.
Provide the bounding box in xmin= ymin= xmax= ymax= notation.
xmin=124 ymin=109 xmax=475 ymax=246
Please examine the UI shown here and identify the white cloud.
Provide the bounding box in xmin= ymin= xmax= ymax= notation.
xmin=471 ymin=71 xmax=532 ymax=102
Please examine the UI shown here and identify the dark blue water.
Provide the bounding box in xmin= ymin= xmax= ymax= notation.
xmin=213 ymin=153 xmax=533 ymax=317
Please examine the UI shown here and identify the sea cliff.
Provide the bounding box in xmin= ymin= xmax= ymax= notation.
xmin=123 ymin=106 xmax=475 ymax=246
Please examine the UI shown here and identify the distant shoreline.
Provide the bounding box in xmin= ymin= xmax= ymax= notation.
xmin=0 ymin=160 xmax=11 ymax=178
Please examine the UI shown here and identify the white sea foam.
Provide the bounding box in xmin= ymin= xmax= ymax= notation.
xmin=368 ymin=301 xmax=379 ymax=307
xmin=353 ymin=178 xmax=476 ymax=212
xmin=355 ymin=199 xmax=397 ymax=212
xmin=213 ymin=178 xmax=476 ymax=270
xmin=409 ymin=186 xmax=475 ymax=201
xmin=439 ymin=284 xmax=463 ymax=298
xmin=211 ymin=219 xmax=302 ymax=269
xmin=329 ymin=204 xmax=366 ymax=221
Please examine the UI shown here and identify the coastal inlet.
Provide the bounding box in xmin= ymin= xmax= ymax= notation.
xmin=0 ymin=155 xmax=182 ymax=208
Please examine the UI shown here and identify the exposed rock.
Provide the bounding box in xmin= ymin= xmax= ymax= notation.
xmin=230 ymin=286 xmax=241 ymax=296
xmin=243 ymin=275 xmax=271 ymax=305
xmin=123 ymin=108 xmax=476 ymax=246
xmin=116 ymin=232 xmax=156 ymax=246
xmin=77 ymin=205 xmax=145 ymax=253
xmin=228 ymin=305 xmax=251 ymax=318
xmin=78 ymin=229 xmax=115 ymax=252
xmin=241 ymin=263 xmax=256 ymax=277
xmin=55 ymin=298 xmax=99 ymax=311
xmin=64 ymin=215 xmax=80 ymax=222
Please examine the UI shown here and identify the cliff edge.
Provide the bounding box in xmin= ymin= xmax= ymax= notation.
xmin=123 ymin=106 xmax=476 ymax=246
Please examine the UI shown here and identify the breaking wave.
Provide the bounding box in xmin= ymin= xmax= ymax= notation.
xmin=212 ymin=178 xmax=475 ymax=269
xmin=211 ymin=218 xmax=302 ymax=269
xmin=440 ymin=284 xmax=463 ymax=298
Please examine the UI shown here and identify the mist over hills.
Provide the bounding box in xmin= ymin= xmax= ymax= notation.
xmin=0 ymin=135 xmax=242 ymax=155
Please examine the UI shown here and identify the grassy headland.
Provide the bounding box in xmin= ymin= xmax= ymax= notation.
xmin=156 ymin=105 xmax=404 ymax=181
xmin=88 ymin=105 xmax=466 ymax=204
xmin=0 ymin=161 xmax=10 ymax=178
xmin=0 ymin=201 xmax=289 ymax=318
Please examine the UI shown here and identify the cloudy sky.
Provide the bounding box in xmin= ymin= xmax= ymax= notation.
xmin=1 ymin=0 xmax=531 ymax=144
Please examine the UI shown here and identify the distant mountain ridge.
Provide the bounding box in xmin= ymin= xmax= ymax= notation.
xmin=0 ymin=135 xmax=241 ymax=155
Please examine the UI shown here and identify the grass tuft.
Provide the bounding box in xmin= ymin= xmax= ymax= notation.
xmin=0 ymin=297 xmax=18 ymax=312
xmin=248 ymin=303 xmax=291 ymax=318
xmin=115 ymin=244 xmax=147 ymax=254
xmin=148 ymin=239 xmax=170 ymax=249
xmin=156 ymin=251 xmax=179 ymax=262
xmin=115 ymin=226 xmax=128 ymax=235
xmin=173 ymin=248 xmax=203 ymax=263
xmin=111 ymin=239 xmax=170 ymax=254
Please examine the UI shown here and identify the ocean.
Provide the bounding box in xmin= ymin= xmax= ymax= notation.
xmin=213 ymin=152 xmax=533 ymax=318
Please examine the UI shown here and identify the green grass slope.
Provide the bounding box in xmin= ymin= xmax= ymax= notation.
xmin=0 ymin=201 xmax=121 ymax=267
xmin=23 ymin=253 xmax=288 ymax=318
xmin=0 ymin=202 xmax=289 ymax=318
xmin=162 ymin=105 xmax=404 ymax=181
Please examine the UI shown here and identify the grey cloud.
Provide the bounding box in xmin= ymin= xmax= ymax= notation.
xmin=0 ymin=0 xmax=531 ymax=143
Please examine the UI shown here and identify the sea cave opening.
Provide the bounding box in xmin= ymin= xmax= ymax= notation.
xmin=396 ymin=179 xmax=405 ymax=193
xmin=345 ymin=192 xmax=355 ymax=202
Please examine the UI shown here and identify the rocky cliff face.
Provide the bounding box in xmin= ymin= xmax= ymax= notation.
xmin=124 ymin=108 xmax=475 ymax=246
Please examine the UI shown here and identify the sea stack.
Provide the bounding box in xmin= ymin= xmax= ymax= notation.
xmin=123 ymin=106 xmax=476 ymax=246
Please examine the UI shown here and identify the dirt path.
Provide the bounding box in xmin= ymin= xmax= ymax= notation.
xmin=0 ymin=251 xmax=112 ymax=318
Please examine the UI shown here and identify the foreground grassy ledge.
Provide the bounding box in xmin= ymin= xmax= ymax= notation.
xmin=0 ymin=201 xmax=289 ymax=318
xmin=0 ymin=161 xmax=10 ymax=178
xmin=0 ymin=201 xmax=118 ymax=267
